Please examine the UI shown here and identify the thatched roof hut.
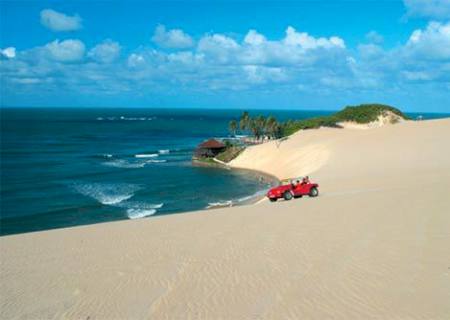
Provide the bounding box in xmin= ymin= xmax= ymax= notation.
xmin=194 ymin=139 xmax=226 ymax=158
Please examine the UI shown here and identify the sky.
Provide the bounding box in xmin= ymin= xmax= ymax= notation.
xmin=1 ymin=0 xmax=450 ymax=112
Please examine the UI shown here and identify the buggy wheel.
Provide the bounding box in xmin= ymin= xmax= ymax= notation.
xmin=309 ymin=187 xmax=319 ymax=197
xmin=283 ymin=191 xmax=293 ymax=201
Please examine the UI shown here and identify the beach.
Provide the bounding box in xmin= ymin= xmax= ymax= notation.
xmin=1 ymin=118 xmax=450 ymax=319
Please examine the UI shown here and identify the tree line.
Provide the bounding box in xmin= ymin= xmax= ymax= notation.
xmin=228 ymin=111 xmax=283 ymax=141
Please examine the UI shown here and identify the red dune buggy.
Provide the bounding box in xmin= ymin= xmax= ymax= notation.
xmin=267 ymin=177 xmax=319 ymax=202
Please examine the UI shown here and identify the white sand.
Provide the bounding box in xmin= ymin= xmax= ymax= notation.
xmin=1 ymin=119 xmax=450 ymax=319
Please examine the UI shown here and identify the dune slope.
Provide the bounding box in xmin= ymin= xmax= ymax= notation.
xmin=1 ymin=119 xmax=450 ymax=319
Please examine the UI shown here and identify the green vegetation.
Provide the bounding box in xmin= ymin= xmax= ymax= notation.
xmin=227 ymin=112 xmax=283 ymax=141
xmin=282 ymin=104 xmax=408 ymax=136
xmin=333 ymin=104 xmax=408 ymax=123
xmin=215 ymin=145 xmax=245 ymax=163
xmin=227 ymin=104 xmax=408 ymax=142
xmin=228 ymin=119 xmax=238 ymax=136
xmin=282 ymin=116 xmax=340 ymax=136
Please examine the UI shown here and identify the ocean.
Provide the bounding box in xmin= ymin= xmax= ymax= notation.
xmin=0 ymin=108 xmax=448 ymax=235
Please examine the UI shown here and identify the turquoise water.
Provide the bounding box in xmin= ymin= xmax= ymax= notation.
xmin=0 ymin=108 xmax=448 ymax=235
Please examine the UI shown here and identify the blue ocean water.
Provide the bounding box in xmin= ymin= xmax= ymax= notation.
xmin=0 ymin=108 xmax=448 ymax=235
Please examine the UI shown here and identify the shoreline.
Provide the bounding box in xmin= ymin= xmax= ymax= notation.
xmin=192 ymin=159 xmax=280 ymax=209
xmin=1 ymin=118 xmax=449 ymax=319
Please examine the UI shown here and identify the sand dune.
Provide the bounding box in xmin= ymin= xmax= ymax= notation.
xmin=1 ymin=119 xmax=450 ymax=319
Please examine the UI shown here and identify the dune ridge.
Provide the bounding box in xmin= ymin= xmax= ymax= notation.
xmin=1 ymin=118 xmax=450 ymax=319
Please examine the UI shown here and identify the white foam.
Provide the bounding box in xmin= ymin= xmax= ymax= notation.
xmin=159 ymin=149 xmax=170 ymax=154
xmin=206 ymin=189 xmax=268 ymax=209
xmin=72 ymin=183 xmax=141 ymax=205
xmin=103 ymin=159 xmax=146 ymax=168
xmin=126 ymin=208 xmax=156 ymax=219
xmin=206 ymin=200 xmax=233 ymax=209
xmin=237 ymin=189 xmax=268 ymax=203
xmin=116 ymin=201 xmax=163 ymax=210
xmin=135 ymin=154 xmax=158 ymax=158
xmin=146 ymin=159 xmax=167 ymax=163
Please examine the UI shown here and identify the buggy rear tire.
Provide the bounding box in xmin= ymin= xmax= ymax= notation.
xmin=283 ymin=191 xmax=293 ymax=201
xmin=309 ymin=187 xmax=319 ymax=197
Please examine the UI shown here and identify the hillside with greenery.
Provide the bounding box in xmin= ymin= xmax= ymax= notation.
xmin=229 ymin=104 xmax=409 ymax=140
xmin=282 ymin=104 xmax=409 ymax=136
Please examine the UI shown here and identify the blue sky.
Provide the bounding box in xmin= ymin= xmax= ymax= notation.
xmin=1 ymin=0 xmax=450 ymax=112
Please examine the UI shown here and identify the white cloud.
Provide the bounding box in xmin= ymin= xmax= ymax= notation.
xmin=365 ymin=31 xmax=384 ymax=44
xmin=40 ymin=9 xmax=82 ymax=32
xmin=45 ymin=39 xmax=85 ymax=62
xmin=152 ymin=24 xmax=194 ymax=48
xmin=243 ymin=65 xmax=287 ymax=84
xmin=88 ymin=40 xmax=121 ymax=63
xmin=1 ymin=47 xmax=16 ymax=58
xmin=403 ymin=0 xmax=450 ymax=19
xmin=127 ymin=53 xmax=145 ymax=68
xmin=198 ymin=34 xmax=240 ymax=64
xmin=358 ymin=44 xmax=384 ymax=59
xmin=244 ymin=30 xmax=267 ymax=45
xmin=405 ymin=21 xmax=450 ymax=60
xmin=283 ymin=26 xmax=345 ymax=49
xmin=2 ymin=24 xmax=449 ymax=107
xmin=197 ymin=26 xmax=346 ymax=67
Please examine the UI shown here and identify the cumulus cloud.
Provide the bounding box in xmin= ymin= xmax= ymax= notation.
xmin=244 ymin=30 xmax=267 ymax=45
xmin=45 ymin=39 xmax=85 ymax=62
xmin=405 ymin=21 xmax=450 ymax=60
xmin=127 ymin=53 xmax=145 ymax=68
xmin=198 ymin=34 xmax=240 ymax=64
xmin=40 ymin=9 xmax=82 ymax=32
xmin=283 ymin=26 xmax=345 ymax=49
xmin=88 ymin=40 xmax=121 ymax=63
xmin=197 ymin=26 xmax=346 ymax=67
xmin=243 ymin=65 xmax=287 ymax=84
xmin=1 ymin=47 xmax=16 ymax=58
xmin=152 ymin=24 xmax=194 ymax=48
xmin=403 ymin=0 xmax=450 ymax=19
xmin=2 ymin=24 xmax=449 ymax=109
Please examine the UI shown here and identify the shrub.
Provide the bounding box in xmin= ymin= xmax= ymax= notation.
xmin=281 ymin=104 xmax=408 ymax=136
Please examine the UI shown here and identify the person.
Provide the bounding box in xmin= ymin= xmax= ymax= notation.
xmin=291 ymin=179 xmax=297 ymax=188
xmin=301 ymin=176 xmax=310 ymax=184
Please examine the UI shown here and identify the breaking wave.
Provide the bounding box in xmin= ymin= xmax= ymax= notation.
xmin=126 ymin=208 xmax=156 ymax=219
xmin=72 ymin=182 xmax=141 ymax=205
xmin=122 ymin=202 xmax=164 ymax=219
xmin=135 ymin=154 xmax=158 ymax=158
xmin=103 ymin=159 xmax=147 ymax=169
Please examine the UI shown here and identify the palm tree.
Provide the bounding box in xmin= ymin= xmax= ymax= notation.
xmin=239 ymin=111 xmax=250 ymax=132
xmin=265 ymin=115 xmax=277 ymax=139
xmin=256 ymin=115 xmax=266 ymax=141
xmin=249 ymin=118 xmax=259 ymax=141
xmin=228 ymin=119 xmax=237 ymax=137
